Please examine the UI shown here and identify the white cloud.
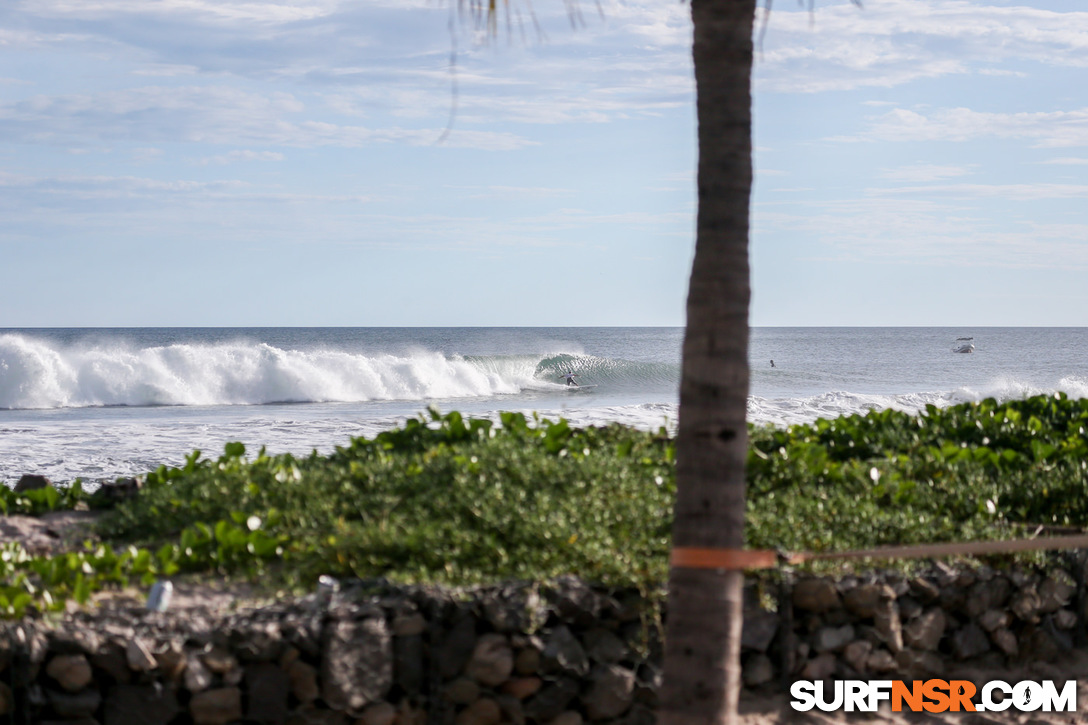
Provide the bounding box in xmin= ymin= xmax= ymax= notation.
xmin=1041 ymin=157 xmax=1088 ymax=165
xmin=447 ymin=185 xmax=576 ymax=200
xmin=196 ymin=150 xmax=285 ymax=165
xmin=22 ymin=0 xmax=342 ymax=26
xmin=0 ymin=86 xmax=536 ymax=150
xmin=872 ymin=182 xmax=1088 ymax=200
xmin=879 ymin=163 xmax=974 ymax=182
xmin=755 ymin=196 xmax=1088 ymax=269
xmin=754 ymin=0 xmax=1088 ymax=93
xmin=857 ymin=106 xmax=1088 ymax=147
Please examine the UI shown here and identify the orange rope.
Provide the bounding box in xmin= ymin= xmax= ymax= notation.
xmin=670 ymin=533 xmax=1088 ymax=571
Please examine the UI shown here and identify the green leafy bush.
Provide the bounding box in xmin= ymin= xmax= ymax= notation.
xmin=4 ymin=395 xmax=1088 ymax=617
xmin=99 ymin=409 xmax=676 ymax=590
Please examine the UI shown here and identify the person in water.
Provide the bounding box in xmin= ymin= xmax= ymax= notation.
xmin=770 ymin=360 xmax=776 ymax=368
xmin=564 ymin=371 xmax=579 ymax=386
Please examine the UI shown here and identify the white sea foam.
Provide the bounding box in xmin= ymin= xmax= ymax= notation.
xmin=748 ymin=376 xmax=1088 ymax=429
xmin=0 ymin=335 xmax=545 ymax=409
xmin=7 ymin=327 xmax=1088 ymax=486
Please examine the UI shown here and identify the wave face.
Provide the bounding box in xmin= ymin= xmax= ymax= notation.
xmin=0 ymin=334 xmax=679 ymax=410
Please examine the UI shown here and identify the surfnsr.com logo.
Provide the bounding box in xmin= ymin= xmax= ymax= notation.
xmin=790 ymin=679 xmax=1077 ymax=713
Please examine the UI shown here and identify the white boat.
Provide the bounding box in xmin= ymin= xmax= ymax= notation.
xmin=952 ymin=337 xmax=974 ymax=353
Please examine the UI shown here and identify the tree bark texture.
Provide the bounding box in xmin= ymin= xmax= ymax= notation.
xmin=660 ymin=2 xmax=755 ymax=725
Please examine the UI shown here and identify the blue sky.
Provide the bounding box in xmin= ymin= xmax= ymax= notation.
xmin=2 ymin=0 xmax=1086 ymax=327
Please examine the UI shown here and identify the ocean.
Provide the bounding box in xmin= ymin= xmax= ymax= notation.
xmin=2 ymin=327 xmax=1087 ymax=487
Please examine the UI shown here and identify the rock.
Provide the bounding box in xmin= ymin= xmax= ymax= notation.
xmin=231 ymin=621 xmax=283 ymax=662
xmin=548 ymin=712 xmax=583 ymax=725
xmin=550 ymin=576 xmax=607 ymax=627
xmin=584 ymin=664 xmax=637 ymax=720
xmin=102 ymin=684 xmax=179 ymax=725
xmin=903 ymin=608 xmax=945 ymax=651
xmin=45 ymin=653 xmax=93 ymax=692
xmin=1020 ymin=625 xmax=1059 ymax=662
xmin=392 ymin=702 xmax=424 ymax=725
xmin=359 ymin=702 xmax=398 ymax=725
xmin=794 ymin=642 xmax=810 ymax=670
xmin=897 ymin=596 xmax=923 ymax=620
xmin=583 ymin=628 xmax=630 ymax=663
xmin=908 ymin=577 xmax=940 ymax=603
xmin=482 ymin=585 xmax=544 ymax=633
xmin=90 ymin=476 xmax=142 ymax=507
xmin=245 ymin=662 xmax=290 ymax=724
xmin=842 ymin=640 xmax=872 ymax=672
xmin=1054 ymin=608 xmax=1077 ymax=629
xmin=184 ymin=654 xmax=214 ymax=694
xmin=991 ymin=628 xmax=1018 ymax=656
xmin=502 ymin=677 xmax=544 ymax=700
xmin=742 ymin=653 xmax=774 ymax=687
xmin=894 ymin=649 xmax=943 ymax=678
xmin=284 ymin=614 xmax=323 ymax=658
xmin=444 ymin=677 xmax=481 ymax=705
xmin=951 ymin=623 xmax=991 ymax=660
xmin=456 ymin=698 xmax=502 ymax=725
xmin=873 ymin=602 xmax=903 ymax=653
xmin=438 ymin=616 xmax=479 ymax=679
xmin=865 ymin=649 xmax=897 ymax=673
xmin=1008 ymin=569 xmax=1033 ymax=588
xmin=322 ymin=617 xmax=393 ymax=712
xmin=91 ymin=643 xmax=131 ymax=684
xmin=541 ymin=626 xmax=589 ymax=676
xmin=190 ymin=688 xmax=243 ymax=725
xmin=887 ymin=577 xmax=910 ymax=596
xmin=14 ymin=474 xmax=51 ymax=492
xmin=152 ymin=639 xmax=186 ymax=681
xmin=201 ymin=645 xmax=238 ymax=674
xmin=515 ymin=646 xmax=541 ymax=675
xmin=978 ymin=608 xmax=1011 ymax=632
xmin=125 ymin=638 xmax=157 ymax=672
xmin=740 ymin=611 xmax=778 ymax=653
xmin=842 ymin=584 xmax=895 ymax=618
xmin=280 ymin=645 xmax=300 ymax=669
xmin=49 ymin=628 xmax=100 ymax=656
xmin=525 ymin=677 xmax=580 ymax=722
xmin=288 ymin=709 xmax=349 ymax=725
xmin=393 ymin=631 xmax=425 ymax=695
xmin=1038 ymin=577 xmax=1075 ymax=613
xmin=287 ymin=659 xmax=320 ymax=704
xmin=392 ymin=613 xmax=426 ymax=637
xmin=812 ymin=624 xmax=855 ymax=653
xmin=799 ymin=653 xmax=836 ymax=680
xmin=965 ymin=578 xmax=1011 ymax=618
xmin=496 ymin=693 xmax=526 ymax=725
xmin=1010 ymin=587 xmax=1042 ymax=623
xmin=938 ymin=585 xmax=966 ymax=615
xmin=792 ymin=579 xmax=841 ymax=613
xmin=466 ymin=633 xmax=514 ymax=687
xmin=46 ymin=687 xmax=102 ymax=718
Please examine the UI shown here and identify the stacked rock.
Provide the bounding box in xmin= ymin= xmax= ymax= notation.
xmin=0 ymin=563 xmax=1081 ymax=723
xmin=0 ymin=576 xmax=662 ymax=725
xmin=743 ymin=562 xmax=1080 ymax=687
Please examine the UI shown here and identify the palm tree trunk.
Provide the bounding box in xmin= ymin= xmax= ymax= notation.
xmin=660 ymin=1 xmax=755 ymax=724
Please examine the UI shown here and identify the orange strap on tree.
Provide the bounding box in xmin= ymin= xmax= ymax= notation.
xmin=670 ymin=533 xmax=1088 ymax=571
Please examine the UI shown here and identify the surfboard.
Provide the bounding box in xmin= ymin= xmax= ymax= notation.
xmin=565 ymin=385 xmax=597 ymax=391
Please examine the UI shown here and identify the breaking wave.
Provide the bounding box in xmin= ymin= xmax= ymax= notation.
xmin=0 ymin=334 xmax=679 ymax=410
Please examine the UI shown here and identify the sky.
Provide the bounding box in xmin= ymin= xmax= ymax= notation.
xmin=2 ymin=0 xmax=1087 ymax=327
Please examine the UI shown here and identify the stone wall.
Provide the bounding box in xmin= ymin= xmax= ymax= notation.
xmin=0 ymin=562 xmax=1084 ymax=724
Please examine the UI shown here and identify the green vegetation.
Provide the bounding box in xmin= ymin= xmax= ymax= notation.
xmin=3 ymin=394 xmax=1088 ymax=617
xmin=747 ymin=393 xmax=1088 ymax=557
